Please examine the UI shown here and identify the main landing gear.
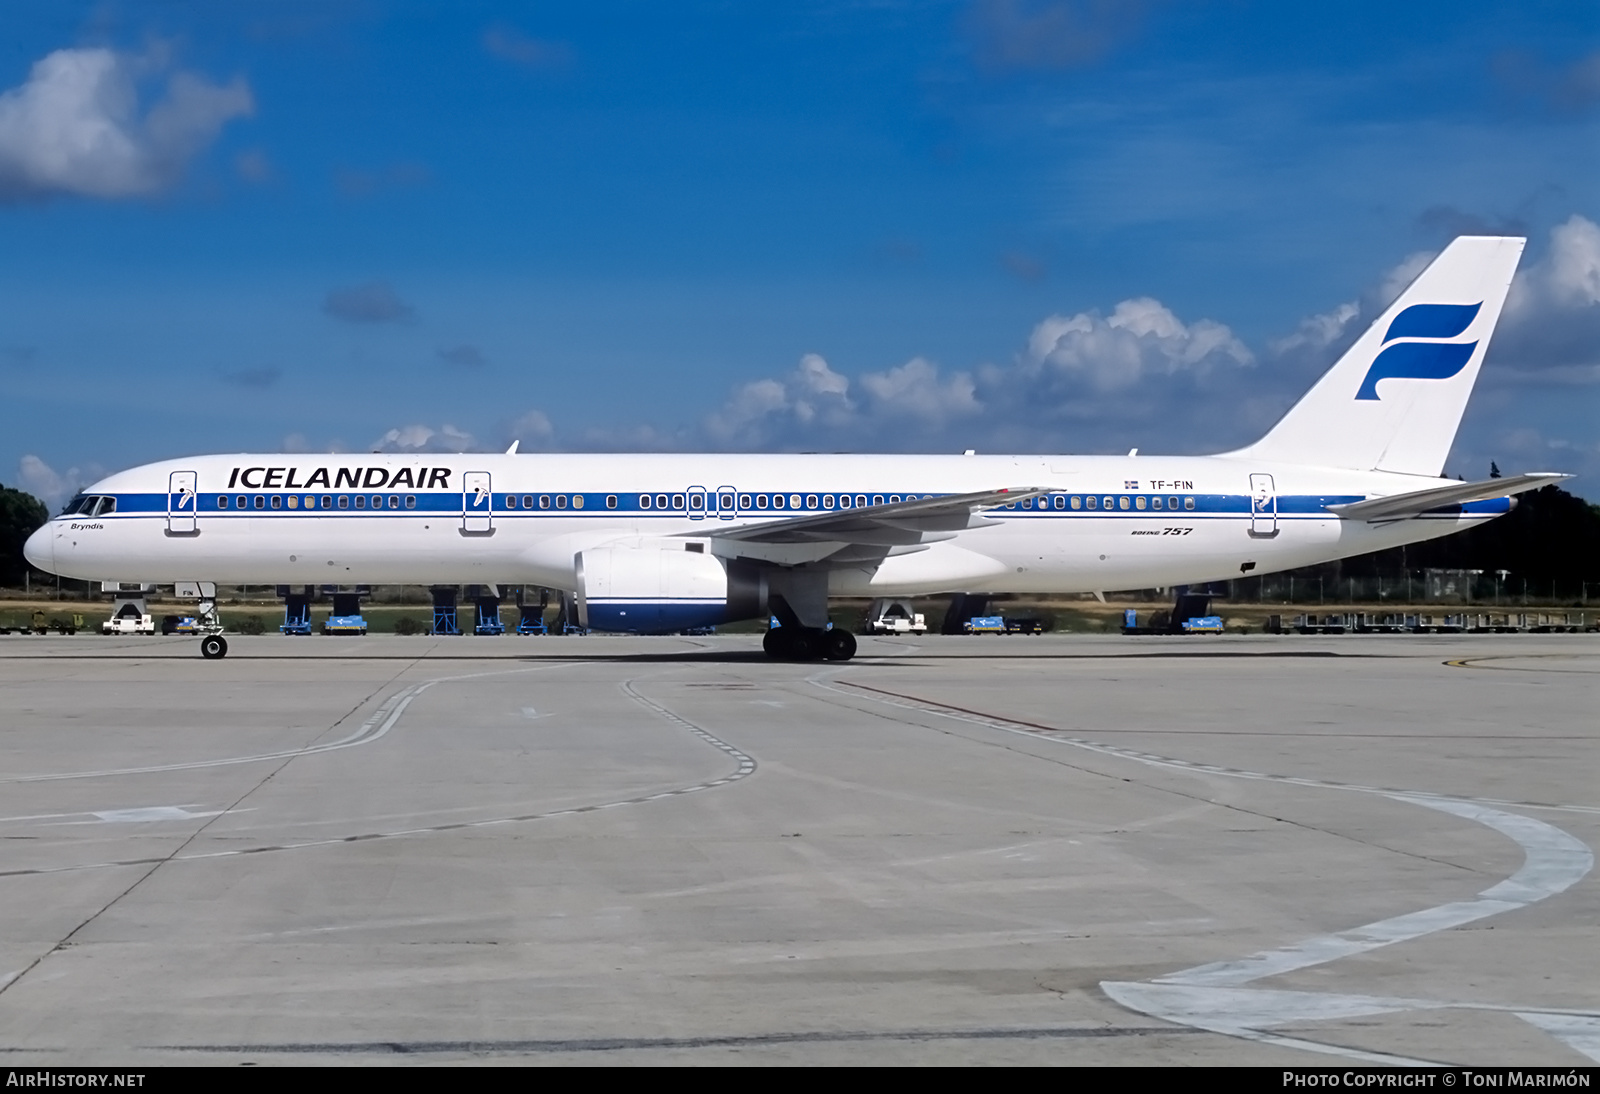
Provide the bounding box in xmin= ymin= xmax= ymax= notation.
xmin=763 ymin=626 xmax=856 ymax=662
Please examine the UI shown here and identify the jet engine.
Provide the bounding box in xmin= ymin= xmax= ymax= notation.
xmin=576 ymin=542 xmax=766 ymax=633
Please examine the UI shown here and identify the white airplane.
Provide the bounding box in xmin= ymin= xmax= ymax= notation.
xmin=25 ymin=236 xmax=1566 ymax=661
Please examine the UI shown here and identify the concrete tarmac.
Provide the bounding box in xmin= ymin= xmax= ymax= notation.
xmin=0 ymin=631 xmax=1594 ymax=1065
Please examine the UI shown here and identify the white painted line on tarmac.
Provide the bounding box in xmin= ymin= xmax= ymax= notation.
xmin=1161 ymin=796 xmax=1592 ymax=989
xmin=819 ymin=675 xmax=1598 ymax=1065
xmin=1516 ymin=1013 xmax=1600 ymax=1061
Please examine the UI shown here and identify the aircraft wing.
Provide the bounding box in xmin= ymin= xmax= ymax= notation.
xmin=697 ymin=486 xmax=1052 ymax=565
xmin=1325 ymin=472 xmax=1569 ymax=522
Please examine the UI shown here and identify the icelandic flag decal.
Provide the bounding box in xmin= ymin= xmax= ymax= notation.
xmin=1356 ymin=302 xmax=1482 ymax=401
xmin=1124 ymin=480 xmax=1138 ymax=489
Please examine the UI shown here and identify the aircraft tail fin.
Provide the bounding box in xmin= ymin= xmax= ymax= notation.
xmin=1229 ymin=236 xmax=1525 ymax=476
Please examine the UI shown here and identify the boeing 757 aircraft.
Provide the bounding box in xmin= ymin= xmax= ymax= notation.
xmin=24 ymin=236 xmax=1565 ymax=661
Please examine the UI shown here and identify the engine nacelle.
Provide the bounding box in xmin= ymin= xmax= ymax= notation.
xmin=576 ymin=542 xmax=766 ymax=633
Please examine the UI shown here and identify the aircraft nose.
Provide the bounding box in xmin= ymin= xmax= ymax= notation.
xmin=23 ymin=523 xmax=53 ymax=574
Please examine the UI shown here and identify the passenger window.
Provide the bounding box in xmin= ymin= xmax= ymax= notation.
xmin=1116 ymin=496 xmax=1127 ymax=510
xmin=1135 ymin=496 xmax=1146 ymax=510
xmin=218 ymin=496 xmax=229 ymax=509
xmin=389 ymin=495 xmax=399 ymax=509
xmin=640 ymin=494 xmax=651 ymax=509
xmin=556 ymin=495 xmax=567 ymax=509
xmin=823 ymin=495 xmax=834 ymax=509
xmin=805 ymin=494 xmax=817 ymax=509
xmin=1103 ymin=496 xmax=1114 ymax=510
xmin=606 ymin=495 xmax=617 ymax=509
xmin=1184 ymin=496 xmax=1196 ymax=510
xmin=772 ymin=494 xmax=785 ymax=509
xmin=755 ymin=495 xmax=768 ymax=509
xmin=354 ymin=495 xmax=365 ymax=509
xmin=1168 ymin=496 xmax=1179 ymax=509
xmin=872 ymin=495 xmax=883 ymax=506
xmin=540 ymin=495 xmax=551 ymax=509
xmin=1071 ymin=496 xmax=1081 ymax=509
xmin=672 ymin=494 xmax=685 ymax=509
xmin=689 ymin=493 xmax=703 ymax=510
xmin=1053 ymin=495 xmax=1065 ymax=510
xmin=1086 ymin=496 xmax=1097 ymax=510
xmin=1005 ymin=501 xmax=1015 ymax=509
xmin=271 ymin=495 xmax=282 ymax=509
xmin=1153 ymin=496 xmax=1163 ymax=510
xmin=889 ymin=495 xmax=900 ymax=504
xmin=738 ymin=494 xmax=752 ymax=509
xmin=656 ymin=494 xmax=669 ymax=509
xmin=523 ymin=495 xmax=534 ymax=508
xmin=506 ymin=495 xmax=517 ymax=509
xmin=573 ymin=495 xmax=585 ymax=509
xmin=287 ymin=495 xmax=298 ymax=510
xmin=856 ymin=495 xmax=867 ymax=508
xmin=405 ymin=496 xmax=416 ymax=509
xmin=720 ymin=493 xmax=734 ymax=510
xmin=238 ymin=495 xmax=248 ymax=509
xmin=338 ymin=496 xmax=348 ymax=509
xmin=255 ymin=496 xmax=266 ymax=510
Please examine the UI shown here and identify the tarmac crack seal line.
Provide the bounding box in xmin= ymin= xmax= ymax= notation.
xmin=0 ymin=666 xmax=756 ymax=883
xmin=816 ymin=675 xmax=1599 ymax=1067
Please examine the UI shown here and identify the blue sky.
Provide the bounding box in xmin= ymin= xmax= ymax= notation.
xmin=1 ymin=1 xmax=1597 ymax=506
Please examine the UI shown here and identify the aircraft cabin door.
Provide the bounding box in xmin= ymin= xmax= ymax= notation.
xmin=167 ymin=470 xmax=198 ymax=535
xmin=1249 ymin=473 xmax=1279 ymax=538
xmin=463 ymin=471 xmax=493 ymax=534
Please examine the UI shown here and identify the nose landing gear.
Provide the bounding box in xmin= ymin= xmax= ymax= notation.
xmin=200 ymin=634 xmax=229 ymax=659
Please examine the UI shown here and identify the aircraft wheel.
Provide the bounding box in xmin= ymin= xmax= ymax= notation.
xmin=762 ymin=627 xmax=791 ymax=659
xmin=823 ymin=629 xmax=857 ymax=661
xmin=786 ymin=628 xmax=824 ymax=661
xmin=200 ymin=635 xmax=228 ymax=660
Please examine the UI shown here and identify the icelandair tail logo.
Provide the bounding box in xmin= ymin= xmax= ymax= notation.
xmin=1355 ymin=301 xmax=1482 ymax=401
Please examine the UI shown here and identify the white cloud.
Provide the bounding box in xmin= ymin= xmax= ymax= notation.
xmin=0 ymin=47 xmax=252 ymax=202
xmin=858 ymin=357 xmax=980 ymax=423
xmin=507 ymin=409 xmax=556 ymax=449
xmin=17 ymin=454 xmax=95 ymax=510
xmin=1377 ymin=250 xmax=1437 ymax=304
xmin=704 ymin=353 xmax=857 ymax=445
xmin=1491 ymin=215 xmax=1600 ymax=381
xmin=1269 ymin=300 xmax=1359 ymax=356
xmin=371 ymin=424 xmax=476 ymax=453
xmin=1023 ymin=297 xmax=1253 ymax=392
xmin=1539 ymin=214 xmax=1600 ymax=308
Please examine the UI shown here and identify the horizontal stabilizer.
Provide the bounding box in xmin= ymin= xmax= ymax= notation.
xmin=1326 ymin=473 xmax=1570 ymax=522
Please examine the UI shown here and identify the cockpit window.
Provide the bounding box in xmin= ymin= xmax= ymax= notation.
xmin=60 ymin=495 xmax=89 ymax=516
xmin=92 ymin=496 xmax=116 ymax=516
